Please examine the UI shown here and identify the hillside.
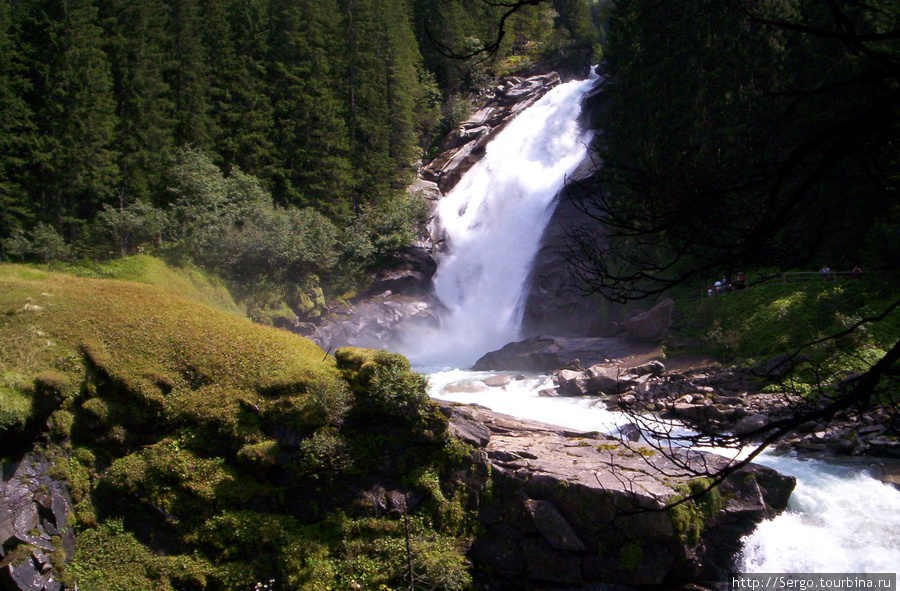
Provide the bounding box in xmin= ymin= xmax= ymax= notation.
xmin=0 ymin=263 xmax=479 ymax=590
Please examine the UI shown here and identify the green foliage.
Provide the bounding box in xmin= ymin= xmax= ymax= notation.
xmin=667 ymin=478 xmax=723 ymax=547
xmin=0 ymin=265 xmax=480 ymax=589
xmin=618 ymin=541 xmax=643 ymax=571
xmin=675 ymin=278 xmax=900 ymax=390
xmin=0 ymin=383 xmax=32 ymax=436
xmin=94 ymin=202 xmax=168 ymax=257
xmin=590 ymin=0 xmax=900 ymax=299
xmin=337 ymin=347 xmax=437 ymax=429
xmin=237 ymin=439 xmax=281 ymax=469
xmin=165 ymin=147 xmax=341 ymax=289
xmin=68 ymin=519 xmax=215 ymax=591
xmin=294 ymin=428 xmax=352 ymax=482
xmin=31 ymin=223 xmax=71 ymax=263
xmin=1 ymin=228 xmax=31 ymax=261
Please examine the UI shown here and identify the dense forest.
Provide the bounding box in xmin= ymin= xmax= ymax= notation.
xmin=0 ymin=0 xmax=602 ymax=297
xmin=578 ymin=0 xmax=900 ymax=299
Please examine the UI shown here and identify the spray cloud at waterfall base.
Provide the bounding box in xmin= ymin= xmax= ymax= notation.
xmin=397 ymin=74 xmax=597 ymax=369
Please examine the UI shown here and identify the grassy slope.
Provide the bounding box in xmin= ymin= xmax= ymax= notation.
xmin=0 ymin=262 xmax=332 ymax=414
xmin=0 ymin=263 xmax=475 ymax=591
xmin=671 ymin=276 xmax=900 ymax=384
xmin=57 ymin=254 xmax=245 ymax=316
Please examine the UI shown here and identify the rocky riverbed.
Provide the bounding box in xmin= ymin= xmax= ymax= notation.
xmin=531 ymin=356 xmax=900 ymax=462
xmin=438 ymin=401 xmax=794 ymax=589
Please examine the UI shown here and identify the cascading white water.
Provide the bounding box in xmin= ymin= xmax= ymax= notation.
xmin=740 ymin=456 xmax=900 ymax=573
xmin=400 ymin=66 xmax=899 ymax=582
xmin=399 ymin=74 xmax=596 ymax=368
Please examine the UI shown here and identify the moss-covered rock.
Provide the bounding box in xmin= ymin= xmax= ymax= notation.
xmin=0 ymin=263 xmax=481 ymax=591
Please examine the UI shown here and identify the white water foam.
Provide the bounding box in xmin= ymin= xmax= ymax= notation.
xmin=739 ymin=456 xmax=900 ymax=573
xmin=399 ymin=74 xmax=596 ymax=367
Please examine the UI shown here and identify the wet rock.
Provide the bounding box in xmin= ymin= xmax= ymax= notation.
xmin=364 ymin=246 xmax=438 ymax=298
xmin=440 ymin=403 xmax=795 ymax=588
xmin=733 ymin=414 xmax=769 ymax=436
xmin=1 ymin=454 xmax=75 ymax=591
xmin=444 ymin=381 xmax=487 ymax=394
xmin=310 ymin=294 xmax=440 ymax=351
xmin=483 ymin=374 xmax=513 ymax=388
xmin=618 ymin=423 xmax=642 ymax=442
xmin=867 ymin=438 xmax=900 ymax=458
xmin=869 ymin=462 xmax=900 ymax=491
xmin=423 ymin=73 xmax=562 ymax=193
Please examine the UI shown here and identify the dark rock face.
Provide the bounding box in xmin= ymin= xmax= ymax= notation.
xmin=619 ymin=299 xmax=675 ymax=343
xmin=520 ymin=72 xmax=610 ymax=338
xmin=1 ymin=454 xmax=75 ymax=591
xmin=438 ymin=403 xmax=795 ymax=589
xmin=364 ymin=246 xmax=438 ymax=298
xmin=471 ymin=335 xmax=661 ymax=372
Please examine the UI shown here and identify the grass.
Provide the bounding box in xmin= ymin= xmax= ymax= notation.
xmin=55 ymin=254 xmax=244 ymax=317
xmin=0 ymin=261 xmax=478 ymax=591
xmin=672 ymin=277 xmax=900 ymax=362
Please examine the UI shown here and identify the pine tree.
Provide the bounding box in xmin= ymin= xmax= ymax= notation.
xmin=340 ymin=0 xmax=425 ymax=203
xmin=206 ymin=0 xmax=275 ymax=178
xmin=100 ymin=0 xmax=175 ymax=205
xmin=0 ymin=0 xmax=35 ymax=236
xmin=164 ymin=0 xmax=216 ymax=152
xmin=267 ymin=0 xmax=353 ymax=216
xmin=23 ymin=0 xmax=120 ymax=237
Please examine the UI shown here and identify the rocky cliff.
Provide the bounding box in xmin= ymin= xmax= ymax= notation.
xmin=440 ymin=402 xmax=795 ymax=589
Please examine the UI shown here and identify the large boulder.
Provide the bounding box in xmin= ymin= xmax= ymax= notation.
xmin=472 ymin=335 xmax=661 ymax=372
xmin=364 ymin=246 xmax=438 ymax=298
xmin=440 ymin=403 xmax=795 ymax=588
xmin=620 ymin=299 xmax=676 ymax=343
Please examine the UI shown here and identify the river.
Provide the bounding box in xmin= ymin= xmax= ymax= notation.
xmin=399 ymin=70 xmax=900 ymax=581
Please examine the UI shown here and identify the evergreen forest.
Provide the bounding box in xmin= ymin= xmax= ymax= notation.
xmin=0 ymin=0 xmax=601 ymax=303
xmin=585 ymin=0 xmax=900 ymax=298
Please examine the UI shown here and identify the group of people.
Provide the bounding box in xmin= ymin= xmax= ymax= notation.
xmin=708 ymin=266 xmax=864 ymax=296
xmin=708 ymin=272 xmax=747 ymax=296
xmin=820 ymin=265 xmax=863 ymax=280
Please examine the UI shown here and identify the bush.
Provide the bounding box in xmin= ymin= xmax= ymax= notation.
xmin=0 ymin=384 xmax=32 ymax=436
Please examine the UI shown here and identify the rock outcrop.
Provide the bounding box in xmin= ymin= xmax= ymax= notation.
xmin=422 ymin=73 xmax=562 ymax=194
xmin=310 ymin=294 xmax=440 ymax=352
xmin=471 ymin=335 xmax=662 ymax=372
xmin=1 ymin=454 xmax=75 ymax=591
xmin=590 ymin=361 xmax=900 ymax=459
xmin=308 ymin=247 xmax=440 ymax=350
xmin=438 ymin=403 xmax=795 ymax=588
xmin=363 ymin=246 xmax=438 ymax=299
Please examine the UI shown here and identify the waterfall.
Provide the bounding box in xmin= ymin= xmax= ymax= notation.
xmin=400 ymin=73 xmax=597 ymax=368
